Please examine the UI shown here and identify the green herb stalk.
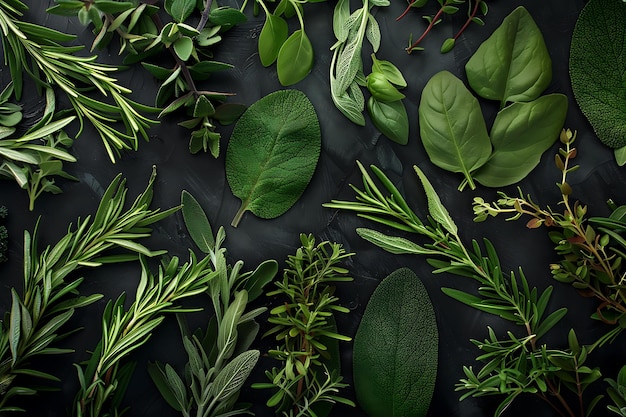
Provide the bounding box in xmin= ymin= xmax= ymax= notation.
xmin=0 ymin=167 xmax=177 ymax=411
xmin=324 ymin=162 xmax=603 ymax=417
xmin=253 ymin=234 xmax=355 ymax=416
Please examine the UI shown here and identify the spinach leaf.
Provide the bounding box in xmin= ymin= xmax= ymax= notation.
xmin=353 ymin=267 xmax=437 ymax=417
xmin=466 ymin=6 xmax=551 ymax=107
xmin=570 ymin=0 xmax=626 ymax=149
xmin=418 ymin=70 xmax=491 ymax=190
xmin=474 ymin=94 xmax=568 ymax=187
xmin=225 ymin=90 xmax=321 ymax=227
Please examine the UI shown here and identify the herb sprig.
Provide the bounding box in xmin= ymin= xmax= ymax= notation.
xmin=0 ymin=167 xmax=177 ymax=411
xmin=1 ymin=0 xmax=157 ymax=163
xmin=324 ymin=162 xmax=603 ymax=416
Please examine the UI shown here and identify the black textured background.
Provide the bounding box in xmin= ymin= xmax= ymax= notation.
xmin=2 ymin=1 xmax=624 ymax=416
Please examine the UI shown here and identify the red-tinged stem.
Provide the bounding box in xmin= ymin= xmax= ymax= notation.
xmin=406 ymin=6 xmax=446 ymax=53
xmin=396 ymin=0 xmax=417 ymax=21
xmin=453 ymin=0 xmax=482 ymax=40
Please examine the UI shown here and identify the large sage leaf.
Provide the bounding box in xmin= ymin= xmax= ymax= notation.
xmin=418 ymin=71 xmax=491 ymax=190
xmin=570 ymin=0 xmax=626 ymax=149
xmin=353 ymin=268 xmax=437 ymax=417
xmin=466 ymin=6 xmax=551 ymax=106
xmin=226 ymin=90 xmax=321 ymax=227
xmin=474 ymin=94 xmax=568 ymax=187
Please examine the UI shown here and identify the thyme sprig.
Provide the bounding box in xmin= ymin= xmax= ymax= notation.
xmin=473 ymin=129 xmax=626 ymax=347
xmin=0 ymin=0 xmax=157 ymax=163
xmin=253 ymin=234 xmax=355 ymax=416
xmin=324 ymin=161 xmax=603 ymax=416
xmin=0 ymin=167 xmax=177 ymax=411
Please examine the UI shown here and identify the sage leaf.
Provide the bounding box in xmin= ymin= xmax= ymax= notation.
xmin=333 ymin=0 xmax=351 ymax=42
xmin=465 ymin=6 xmax=551 ymax=106
xmin=353 ymin=268 xmax=437 ymax=417
xmin=210 ymin=350 xmax=260 ymax=402
xmin=570 ymin=0 xmax=626 ymax=149
xmin=181 ymin=190 xmax=214 ymax=253
xmin=366 ymin=96 xmax=409 ymax=145
xmin=259 ymin=13 xmax=288 ymax=67
xmin=242 ymin=259 xmax=278 ymax=302
xmin=418 ymin=71 xmax=491 ymax=190
xmin=276 ymin=29 xmax=313 ymax=86
xmin=474 ymin=94 xmax=568 ymax=187
xmin=225 ymin=90 xmax=321 ymax=227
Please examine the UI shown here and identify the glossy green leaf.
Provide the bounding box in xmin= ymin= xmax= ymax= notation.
xmin=473 ymin=94 xmax=568 ymax=187
xmin=181 ymin=190 xmax=214 ymax=253
xmin=225 ymin=90 xmax=321 ymax=227
xmin=570 ymin=0 xmax=626 ymax=148
xmin=164 ymin=0 xmax=195 ymax=22
xmin=242 ymin=259 xmax=278 ymax=302
xmin=276 ymin=30 xmax=314 ymax=86
xmin=354 ymin=268 xmax=437 ymax=417
xmin=371 ymin=54 xmax=407 ymax=88
xmin=208 ymin=7 xmax=247 ymax=26
xmin=173 ymin=36 xmax=193 ymax=61
xmin=259 ymin=13 xmax=288 ymax=66
xmin=418 ymin=71 xmax=491 ymax=190
xmin=465 ymin=6 xmax=551 ymax=105
xmin=367 ymin=96 xmax=409 ymax=144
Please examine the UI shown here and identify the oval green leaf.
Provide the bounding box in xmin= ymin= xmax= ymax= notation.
xmin=473 ymin=94 xmax=568 ymax=187
xmin=465 ymin=6 xmax=551 ymax=105
xmin=367 ymin=96 xmax=409 ymax=145
xmin=570 ymin=0 xmax=626 ymax=148
xmin=418 ymin=71 xmax=491 ymax=190
xmin=225 ymin=90 xmax=321 ymax=227
xmin=259 ymin=14 xmax=288 ymax=67
xmin=173 ymin=36 xmax=193 ymax=61
xmin=181 ymin=190 xmax=214 ymax=253
xmin=276 ymin=30 xmax=314 ymax=86
xmin=353 ymin=268 xmax=438 ymax=417
xmin=164 ymin=0 xmax=195 ymax=23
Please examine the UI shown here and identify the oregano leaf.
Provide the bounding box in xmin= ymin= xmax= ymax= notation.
xmin=353 ymin=268 xmax=438 ymax=417
xmin=225 ymin=90 xmax=321 ymax=227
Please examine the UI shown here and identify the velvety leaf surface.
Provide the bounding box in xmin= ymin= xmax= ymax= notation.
xmin=225 ymin=90 xmax=321 ymax=227
xmin=353 ymin=267 xmax=438 ymax=417
xmin=570 ymin=0 xmax=626 ymax=148
xmin=466 ymin=6 xmax=551 ymax=105
xmin=418 ymin=70 xmax=491 ymax=189
xmin=474 ymin=93 xmax=568 ymax=187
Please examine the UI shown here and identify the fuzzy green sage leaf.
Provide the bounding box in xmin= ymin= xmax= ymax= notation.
xmin=353 ymin=267 xmax=437 ymax=417
xmin=570 ymin=0 xmax=626 ymax=149
xmin=225 ymin=90 xmax=321 ymax=227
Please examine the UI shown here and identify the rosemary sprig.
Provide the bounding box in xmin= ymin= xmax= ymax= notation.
xmin=0 ymin=167 xmax=177 ymax=412
xmin=0 ymin=0 xmax=157 ymax=163
xmin=253 ymin=234 xmax=355 ymax=416
xmin=324 ymin=161 xmax=602 ymax=417
xmin=73 ymin=253 xmax=216 ymax=417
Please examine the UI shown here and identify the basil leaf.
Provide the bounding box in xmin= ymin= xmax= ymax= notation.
xmin=474 ymin=94 xmax=568 ymax=187
xmin=276 ymin=29 xmax=314 ymax=86
xmin=367 ymin=96 xmax=409 ymax=145
xmin=259 ymin=13 xmax=288 ymax=67
xmin=225 ymin=90 xmax=321 ymax=227
xmin=418 ymin=71 xmax=491 ymax=190
xmin=465 ymin=6 xmax=551 ymax=106
xmin=353 ymin=268 xmax=437 ymax=417
xmin=570 ymin=0 xmax=626 ymax=149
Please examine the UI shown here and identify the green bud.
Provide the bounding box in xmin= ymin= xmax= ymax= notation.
xmin=440 ymin=38 xmax=456 ymax=53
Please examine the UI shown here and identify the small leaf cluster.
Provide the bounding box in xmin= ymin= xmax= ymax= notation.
xmin=73 ymin=253 xmax=216 ymax=417
xmin=398 ymin=0 xmax=488 ymax=53
xmin=1 ymin=0 xmax=157 ymax=163
xmin=149 ymin=192 xmax=278 ymax=417
xmin=0 ymin=168 xmax=175 ymax=412
xmin=607 ymin=366 xmax=626 ymax=416
xmin=253 ymin=233 xmax=355 ymax=416
xmin=324 ymin=162 xmax=607 ymax=416
xmin=365 ymin=54 xmax=409 ymax=145
xmin=49 ymin=0 xmax=248 ymax=158
xmin=247 ymin=0 xmax=315 ymax=86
